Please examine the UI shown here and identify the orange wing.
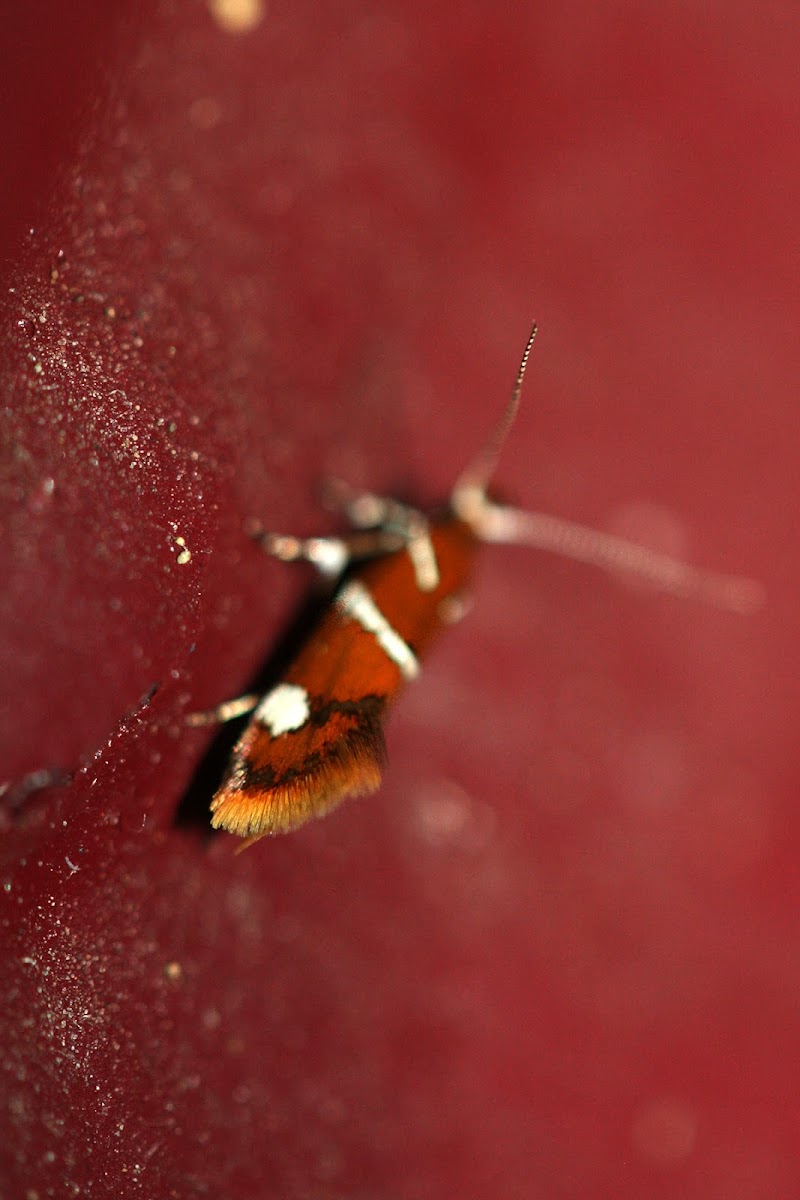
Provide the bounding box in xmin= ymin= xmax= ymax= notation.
xmin=210 ymin=516 xmax=477 ymax=844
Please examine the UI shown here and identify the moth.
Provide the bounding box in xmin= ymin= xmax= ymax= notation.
xmin=190 ymin=325 xmax=759 ymax=846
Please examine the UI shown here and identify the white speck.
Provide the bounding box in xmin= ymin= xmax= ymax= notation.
xmin=208 ymin=0 xmax=266 ymax=34
xmin=202 ymin=1007 xmax=221 ymax=1031
xmin=411 ymin=779 xmax=493 ymax=851
xmin=174 ymin=535 xmax=191 ymax=565
xmin=337 ymin=580 xmax=419 ymax=679
xmin=617 ymin=730 xmax=688 ymax=813
xmin=437 ymin=591 xmax=472 ymax=625
xmin=632 ymin=1097 xmax=698 ymax=1166
xmin=188 ymin=96 xmax=223 ymax=130
xmin=256 ymin=683 xmax=310 ymax=737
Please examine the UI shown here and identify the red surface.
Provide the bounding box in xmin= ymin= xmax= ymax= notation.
xmin=0 ymin=3 xmax=795 ymax=1197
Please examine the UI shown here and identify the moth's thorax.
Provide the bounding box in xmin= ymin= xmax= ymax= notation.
xmin=352 ymin=512 xmax=478 ymax=660
xmin=281 ymin=510 xmax=478 ymax=713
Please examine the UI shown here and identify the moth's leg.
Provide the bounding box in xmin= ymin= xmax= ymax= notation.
xmin=246 ymin=475 xmax=434 ymax=580
xmin=245 ymin=518 xmax=407 ymax=578
xmin=191 ymin=483 xmax=441 ymax=731
xmin=188 ymin=513 xmax=402 ymax=731
xmin=320 ymin=478 xmax=404 ymax=530
xmin=186 ymin=693 xmax=261 ymax=728
xmin=319 ymin=480 xmax=439 ymax=590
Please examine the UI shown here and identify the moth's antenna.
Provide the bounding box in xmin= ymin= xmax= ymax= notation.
xmin=452 ymin=322 xmax=537 ymax=506
xmin=451 ymin=322 xmax=763 ymax=614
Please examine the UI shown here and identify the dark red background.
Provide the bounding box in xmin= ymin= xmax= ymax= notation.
xmin=1 ymin=3 xmax=796 ymax=1197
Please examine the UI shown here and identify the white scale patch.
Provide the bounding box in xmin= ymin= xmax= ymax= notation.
xmin=337 ymin=580 xmax=420 ymax=679
xmin=256 ymin=682 xmax=311 ymax=737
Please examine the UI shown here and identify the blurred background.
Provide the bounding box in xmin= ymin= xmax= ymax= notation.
xmin=1 ymin=3 xmax=796 ymax=1197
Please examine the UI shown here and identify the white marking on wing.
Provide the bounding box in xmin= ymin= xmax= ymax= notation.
xmin=256 ymin=683 xmax=311 ymax=737
xmin=337 ymin=580 xmax=420 ymax=679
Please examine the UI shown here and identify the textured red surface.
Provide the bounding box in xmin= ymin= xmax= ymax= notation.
xmin=1 ymin=3 xmax=796 ymax=1197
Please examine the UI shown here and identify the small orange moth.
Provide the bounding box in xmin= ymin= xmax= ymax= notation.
xmin=190 ymin=325 xmax=760 ymax=846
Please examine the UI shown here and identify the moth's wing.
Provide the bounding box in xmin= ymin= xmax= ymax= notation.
xmin=209 ymin=603 xmax=403 ymax=840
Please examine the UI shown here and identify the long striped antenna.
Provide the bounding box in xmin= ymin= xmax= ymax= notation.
xmin=452 ymin=321 xmax=538 ymax=505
